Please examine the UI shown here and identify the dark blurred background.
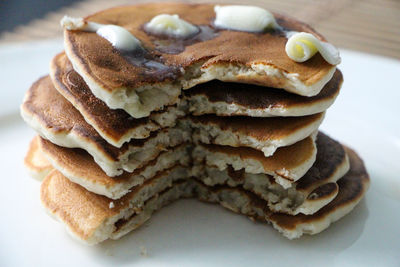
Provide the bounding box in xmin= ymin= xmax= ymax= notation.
xmin=0 ymin=0 xmax=399 ymax=59
xmin=0 ymin=0 xmax=81 ymax=33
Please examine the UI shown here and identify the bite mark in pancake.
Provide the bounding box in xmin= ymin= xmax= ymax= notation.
xmin=193 ymin=133 xmax=317 ymax=188
xmin=37 ymin=131 xmax=318 ymax=198
xmin=64 ymin=3 xmax=336 ymax=117
xmin=36 ymin=132 xmax=344 ymax=214
xmin=268 ymin=147 xmax=370 ymax=238
xmin=40 ymin=145 xmax=369 ymax=244
xmin=20 ymin=76 xmax=191 ymax=176
xmin=50 ymin=53 xmax=185 ymax=147
xmin=184 ymin=70 xmax=342 ymax=117
xmin=24 ymin=136 xmax=53 ymax=181
xmin=194 ymin=132 xmax=349 ymax=215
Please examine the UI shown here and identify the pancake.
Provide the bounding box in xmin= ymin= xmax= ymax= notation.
xmin=41 ymin=166 xmax=190 ymax=245
xmin=20 ymin=76 xmax=191 ymax=176
xmin=39 ymin=136 xmax=191 ymax=199
xmin=193 ymin=132 xmax=317 ymax=189
xmin=24 ymin=136 xmax=53 ymax=181
xmin=193 ymin=132 xmax=350 ymax=215
xmin=50 ymin=53 xmax=185 ymax=147
xmin=40 ymin=146 xmax=368 ymax=244
xmin=64 ymin=3 xmax=336 ymax=117
xmin=184 ymin=70 xmax=342 ymax=117
xmin=187 ymin=112 xmax=324 ymax=157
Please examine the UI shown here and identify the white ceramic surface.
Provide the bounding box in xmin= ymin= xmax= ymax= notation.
xmin=0 ymin=40 xmax=399 ymax=267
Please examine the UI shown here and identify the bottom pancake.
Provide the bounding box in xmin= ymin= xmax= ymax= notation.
xmin=40 ymin=146 xmax=369 ymax=245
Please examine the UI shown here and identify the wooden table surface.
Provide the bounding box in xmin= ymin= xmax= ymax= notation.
xmin=1 ymin=0 xmax=399 ymax=59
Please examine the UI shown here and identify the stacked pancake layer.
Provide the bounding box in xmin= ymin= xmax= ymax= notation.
xmin=21 ymin=3 xmax=369 ymax=245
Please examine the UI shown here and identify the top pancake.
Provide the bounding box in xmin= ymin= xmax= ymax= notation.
xmin=64 ymin=3 xmax=336 ymax=117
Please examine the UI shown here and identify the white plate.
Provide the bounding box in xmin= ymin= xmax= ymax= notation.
xmin=0 ymin=40 xmax=399 ymax=267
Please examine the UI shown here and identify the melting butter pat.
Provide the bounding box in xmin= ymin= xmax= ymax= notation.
xmin=214 ymin=5 xmax=279 ymax=32
xmin=145 ymin=14 xmax=199 ymax=38
xmin=61 ymin=16 xmax=142 ymax=51
xmin=285 ymin=32 xmax=341 ymax=65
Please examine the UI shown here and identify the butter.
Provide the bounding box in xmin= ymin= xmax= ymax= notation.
xmin=285 ymin=32 xmax=341 ymax=65
xmin=145 ymin=14 xmax=199 ymax=38
xmin=214 ymin=5 xmax=279 ymax=32
xmin=96 ymin=25 xmax=142 ymax=52
xmin=61 ymin=16 xmax=142 ymax=51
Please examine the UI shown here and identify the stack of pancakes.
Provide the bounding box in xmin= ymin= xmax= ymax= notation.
xmin=21 ymin=3 xmax=369 ymax=245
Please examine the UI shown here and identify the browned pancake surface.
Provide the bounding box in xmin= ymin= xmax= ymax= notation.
xmin=41 ymin=167 xmax=184 ymax=240
xmin=66 ymin=3 xmax=333 ymax=91
xmin=41 ymin=170 xmax=119 ymax=240
xmin=51 ymin=53 xmax=153 ymax=142
xmin=22 ymin=76 xmax=154 ymax=160
xmin=296 ymin=132 xmax=346 ymax=190
xmin=268 ymin=147 xmax=369 ymax=229
xmin=39 ymin=136 xmax=185 ymax=187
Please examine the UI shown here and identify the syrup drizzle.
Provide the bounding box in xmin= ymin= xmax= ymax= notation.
xmin=146 ymin=25 xmax=220 ymax=54
xmin=119 ymin=47 xmax=180 ymax=80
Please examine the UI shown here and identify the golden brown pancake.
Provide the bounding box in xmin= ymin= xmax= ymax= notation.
xmin=41 ymin=166 xmax=191 ymax=244
xmin=196 ymin=132 xmax=349 ymax=215
xmin=188 ymin=112 xmax=324 ymax=157
xmin=50 ymin=53 xmax=185 ymax=147
xmin=20 ymin=76 xmax=191 ymax=176
xmin=24 ymin=136 xmax=53 ymax=181
xmin=184 ymin=70 xmax=342 ymax=117
xmin=39 ymin=136 xmax=191 ymax=199
xmin=64 ymin=3 xmax=336 ymax=117
xmin=40 ymin=145 xmax=368 ymax=244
